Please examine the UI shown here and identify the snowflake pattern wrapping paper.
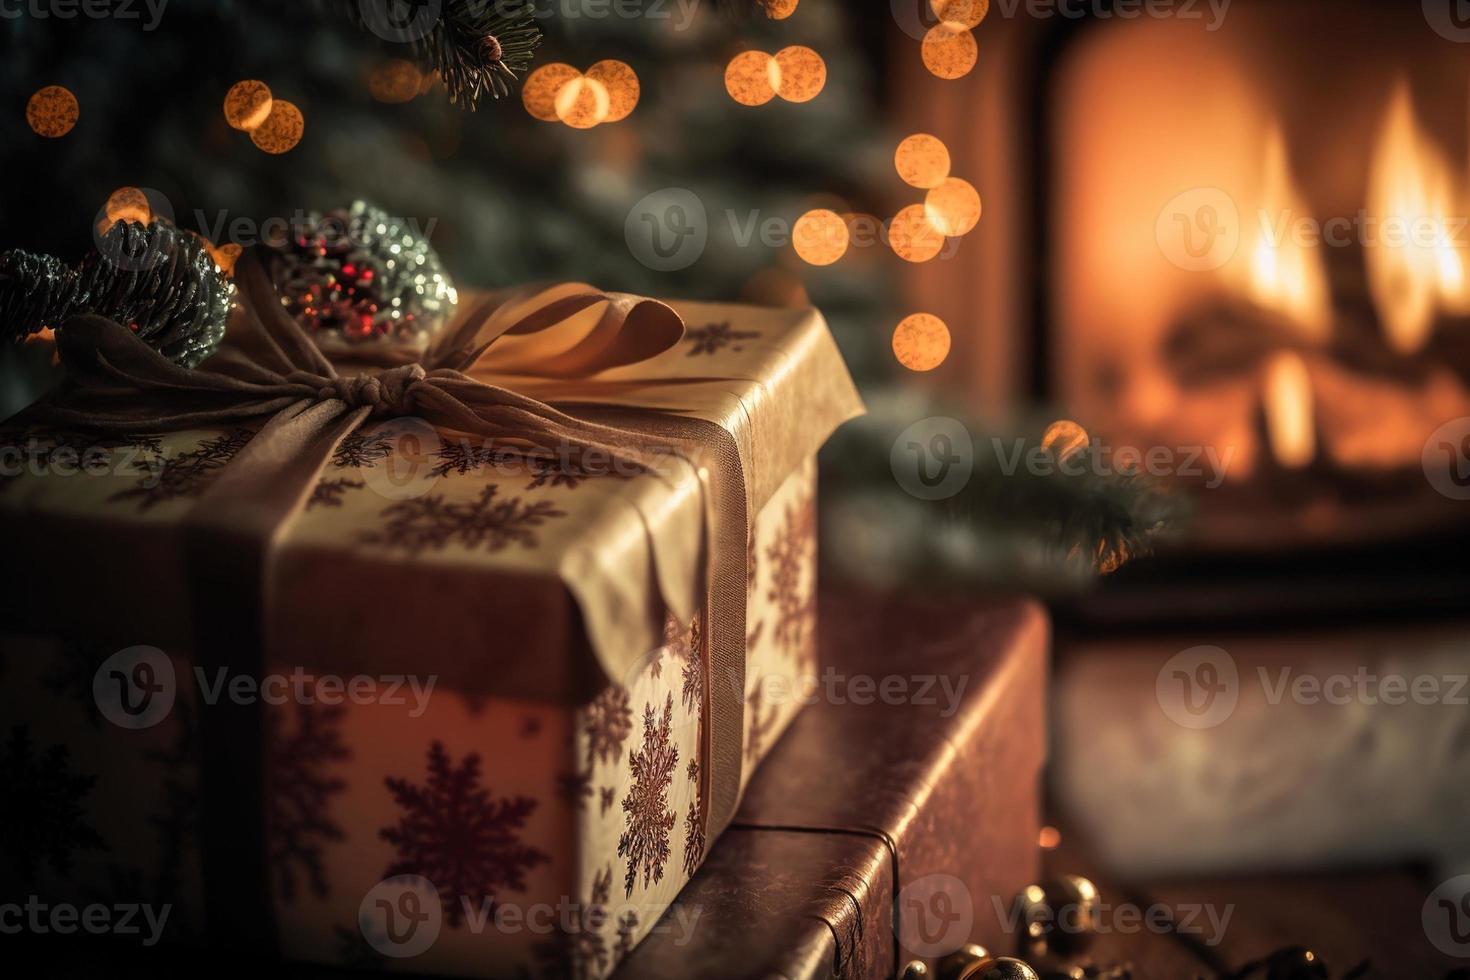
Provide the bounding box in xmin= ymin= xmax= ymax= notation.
xmin=0 ymin=293 xmax=857 ymax=979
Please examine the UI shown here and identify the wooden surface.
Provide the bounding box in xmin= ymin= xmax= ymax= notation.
xmin=1036 ymin=822 xmax=1465 ymax=979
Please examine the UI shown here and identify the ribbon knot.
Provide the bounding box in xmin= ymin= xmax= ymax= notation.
xmin=317 ymin=363 xmax=427 ymax=417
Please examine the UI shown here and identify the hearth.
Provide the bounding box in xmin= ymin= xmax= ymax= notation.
xmin=897 ymin=0 xmax=1470 ymax=625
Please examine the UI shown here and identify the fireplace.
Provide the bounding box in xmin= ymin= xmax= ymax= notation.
xmin=898 ymin=0 xmax=1470 ymax=624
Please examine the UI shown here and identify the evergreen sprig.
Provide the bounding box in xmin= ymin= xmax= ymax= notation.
xmin=349 ymin=0 xmax=542 ymax=109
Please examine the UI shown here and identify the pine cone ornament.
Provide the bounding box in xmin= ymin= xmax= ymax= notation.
xmin=0 ymin=248 xmax=80 ymax=343
xmin=264 ymin=201 xmax=457 ymax=354
xmin=74 ymin=220 xmax=234 ymax=368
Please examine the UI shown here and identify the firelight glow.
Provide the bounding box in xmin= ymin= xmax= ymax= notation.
xmin=1263 ymin=351 xmax=1315 ymax=470
xmin=1243 ymin=128 xmax=1330 ymax=342
xmin=1365 ymin=82 xmax=1470 ymax=355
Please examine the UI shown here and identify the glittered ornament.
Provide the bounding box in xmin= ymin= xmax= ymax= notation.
xmin=264 ymin=201 xmax=458 ymax=355
xmin=973 ymin=958 xmax=1041 ymax=980
xmin=73 ymin=220 xmax=235 ymax=368
xmin=1 ymin=249 xmax=81 ymax=342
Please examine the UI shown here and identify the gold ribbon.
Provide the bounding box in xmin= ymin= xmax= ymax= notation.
xmin=32 ymin=252 xmax=749 ymax=948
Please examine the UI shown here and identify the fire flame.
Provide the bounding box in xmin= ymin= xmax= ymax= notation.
xmin=1243 ymin=127 xmax=1332 ymax=341
xmin=1263 ymin=351 xmax=1315 ymax=470
xmin=1365 ymin=82 xmax=1469 ymax=354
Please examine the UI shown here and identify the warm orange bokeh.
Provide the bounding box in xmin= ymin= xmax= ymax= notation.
xmin=726 ymin=50 xmax=780 ymax=107
xmin=892 ymin=313 xmax=952 ymax=371
xmin=367 ymin=61 xmax=422 ymax=104
xmin=925 ymin=177 xmax=983 ymax=236
xmin=792 ymin=209 xmax=850 ymax=266
xmin=930 ymin=0 xmax=989 ymax=29
xmin=250 ymin=99 xmax=304 ymax=153
xmin=523 ymin=63 xmax=582 ymax=121
xmin=555 ymin=77 xmax=610 ymax=129
xmin=889 ymin=205 xmax=946 ymax=263
xmin=921 ymin=24 xmax=978 ymax=80
xmin=26 ymin=85 xmax=78 ymax=138
xmin=586 ymin=60 xmax=640 ymax=122
xmin=774 ymin=46 xmax=826 ymax=103
xmin=223 ymin=79 xmax=273 ymax=129
xmin=895 ymin=133 xmax=951 ymax=189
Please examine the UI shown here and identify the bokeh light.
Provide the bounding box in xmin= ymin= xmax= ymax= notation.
xmin=888 ymin=204 xmax=946 ymax=263
xmin=766 ymin=0 xmax=799 ymax=18
xmin=892 ymin=313 xmax=951 ymax=372
xmin=930 ymin=0 xmax=989 ymax=29
xmin=1042 ymin=420 xmax=1091 ymax=462
xmin=367 ymin=61 xmax=423 ymax=104
xmin=924 ymin=177 xmax=982 ymax=236
xmin=249 ymin=99 xmax=304 ymax=154
xmin=921 ymin=24 xmax=978 ymax=79
xmin=586 ymin=60 xmax=640 ymax=122
xmin=223 ymin=80 xmax=273 ymax=130
xmin=522 ymin=63 xmax=581 ymax=121
xmin=774 ymin=46 xmax=826 ymax=103
xmin=725 ymin=50 xmax=780 ymax=107
xmin=895 ymin=133 xmax=951 ymax=189
xmin=104 ymin=187 xmax=152 ymax=229
xmin=555 ymin=76 xmax=610 ymax=129
xmin=792 ymin=208 xmax=849 ymax=266
xmin=26 ymin=85 xmax=78 ymax=138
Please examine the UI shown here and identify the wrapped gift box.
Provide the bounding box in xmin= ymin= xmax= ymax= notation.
xmin=0 ymin=263 xmax=861 ymax=978
xmin=616 ymin=591 xmax=1050 ymax=979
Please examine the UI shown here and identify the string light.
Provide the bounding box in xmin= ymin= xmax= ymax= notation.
xmin=250 ymin=99 xmax=304 ymax=154
xmin=26 ymin=85 xmax=78 ymax=138
xmin=925 ymin=177 xmax=982 ymax=236
xmin=725 ymin=50 xmax=780 ymax=106
xmin=585 ymin=60 xmax=640 ymax=122
xmin=892 ymin=313 xmax=951 ymax=371
xmin=522 ymin=63 xmax=581 ymax=121
xmin=792 ymin=209 xmax=849 ymax=266
xmin=555 ymin=76 xmax=610 ymax=129
xmin=930 ymin=0 xmax=989 ymax=29
xmin=223 ymin=80 xmax=273 ymax=130
xmin=922 ymin=23 xmax=978 ymax=79
xmin=895 ymin=133 xmax=951 ymax=189
xmin=774 ymin=45 xmax=826 ymax=103
xmin=888 ymin=204 xmax=945 ymax=263
xmin=367 ymin=61 xmax=423 ymax=104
